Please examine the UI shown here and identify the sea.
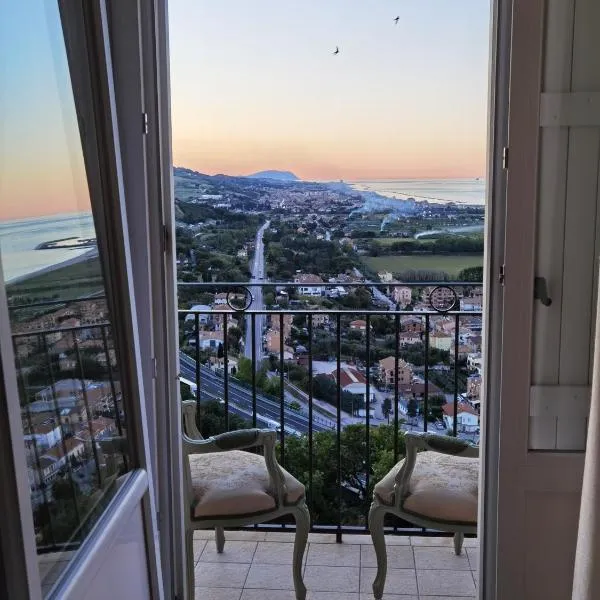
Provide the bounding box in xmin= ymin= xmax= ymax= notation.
xmin=0 ymin=179 xmax=485 ymax=283
xmin=0 ymin=212 xmax=95 ymax=283
xmin=349 ymin=178 xmax=485 ymax=206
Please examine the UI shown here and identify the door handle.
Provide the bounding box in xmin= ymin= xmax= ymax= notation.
xmin=534 ymin=277 xmax=552 ymax=306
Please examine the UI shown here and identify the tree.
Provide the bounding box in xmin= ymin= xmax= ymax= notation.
xmin=382 ymin=397 xmax=392 ymax=422
xmin=289 ymin=400 xmax=302 ymax=412
xmin=283 ymin=424 xmax=406 ymax=525
xmin=407 ymin=398 xmax=418 ymax=420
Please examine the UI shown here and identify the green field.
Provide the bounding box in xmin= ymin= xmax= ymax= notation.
xmin=362 ymin=254 xmax=483 ymax=277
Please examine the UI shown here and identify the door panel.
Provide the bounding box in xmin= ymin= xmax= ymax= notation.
xmin=0 ymin=1 xmax=160 ymax=597
xmin=497 ymin=0 xmax=600 ymax=598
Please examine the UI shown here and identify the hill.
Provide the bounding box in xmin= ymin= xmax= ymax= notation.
xmin=247 ymin=170 xmax=299 ymax=181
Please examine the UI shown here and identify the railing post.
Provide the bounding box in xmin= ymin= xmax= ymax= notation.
xmin=336 ymin=313 xmax=342 ymax=544
xmin=454 ymin=313 xmax=460 ymax=436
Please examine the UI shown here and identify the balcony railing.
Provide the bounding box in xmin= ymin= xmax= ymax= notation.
xmin=9 ymin=297 xmax=127 ymax=561
xmin=8 ymin=281 xmax=482 ymax=552
xmin=178 ymin=281 xmax=483 ymax=539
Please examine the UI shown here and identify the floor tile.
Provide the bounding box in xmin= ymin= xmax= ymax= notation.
xmin=413 ymin=547 xmax=471 ymax=571
xmin=466 ymin=548 xmax=479 ymax=572
xmin=416 ymin=569 xmax=476 ymax=596
xmin=194 ymin=563 xmax=250 ymax=589
xmin=308 ymin=533 xmax=338 ymax=544
xmin=342 ymin=534 xmax=410 ymax=545
xmin=417 ymin=597 xmax=476 ymax=600
xmin=194 ymin=540 xmax=208 ymax=564
xmin=195 ymin=588 xmax=242 ymax=600
xmin=200 ymin=541 xmax=257 ymax=564
xmin=240 ymin=590 xmax=296 ymax=600
xmin=195 ymin=530 xmax=215 ymax=540
xmin=307 ymin=542 xmax=360 ymax=566
xmin=359 ymin=594 xmax=418 ymax=600
xmin=360 ymin=545 xmax=415 ymax=569
xmin=264 ymin=532 xmax=296 ymax=542
xmin=360 ymin=568 xmax=418 ymax=595
xmin=244 ymin=563 xmax=295 ymax=590
xmin=222 ymin=530 xmax=267 ymax=542
xmin=308 ymin=593 xmax=360 ymax=600
xmin=253 ymin=541 xmax=297 ymax=564
xmin=304 ymin=565 xmax=360 ymax=593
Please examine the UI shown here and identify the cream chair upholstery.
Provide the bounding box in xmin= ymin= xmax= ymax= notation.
xmin=368 ymin=432 xmax=479 ymax=599
xmin=182 ymin=401 xmax=310 ymax=600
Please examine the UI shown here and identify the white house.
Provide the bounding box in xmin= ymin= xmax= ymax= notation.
xmin=23 ymin=422 xmax=63 ymax=450
xmin=184 ymin=304 xmax=212 ymax=324
xmin=293 ymin=274 xmax=325 ymax=296
xmin=442 ymin=402 xmax=479 ymax=433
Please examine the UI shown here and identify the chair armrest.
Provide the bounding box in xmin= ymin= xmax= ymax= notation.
xmin=183 ymin=429 xmax=288 ymax=507
xmin=393 ymin=432 xmax=478 ymax=509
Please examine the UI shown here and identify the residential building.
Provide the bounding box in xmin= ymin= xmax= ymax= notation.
xmin=349 ymin=319 xmax=367 ymax=331
xmin=378 ymin=356 xmax=413 ymax=387
xmin=430 ymin=331 xmax=453 ymax=352
xmin=442 ymin=402 xmax=480 ymax=433
xmin=378 ymin=271 xmax=393 ymax=283
xmin=293 ymin=273 xmax=325 ymax=296
xmin=392 ymin=285 xmax=412 ymax=307
xmin=183 ymin=304 xmax=211 ymax=324
xmin=189 ymin=330 xmax=224 ymax=350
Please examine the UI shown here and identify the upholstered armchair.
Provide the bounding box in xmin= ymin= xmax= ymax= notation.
xmin=182 ymin=401 xmax=310 ymax=600
xmin=368 ymin=432 xmax=479 ymax=599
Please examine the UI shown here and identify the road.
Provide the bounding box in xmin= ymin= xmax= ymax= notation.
xmin=244 ymin=220 xmax=270 ymax=362
xmin=179 ymin=351 xmax=333 ymax=434
xmin=352 ymin=267 xmax=396 ymax=310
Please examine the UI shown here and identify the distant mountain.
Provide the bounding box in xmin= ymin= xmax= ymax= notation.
xmin=246 ymin=170 xmax=299 ymax=181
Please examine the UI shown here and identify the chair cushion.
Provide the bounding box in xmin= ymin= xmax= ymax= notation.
xmin=374 ymin=451 xmax=478 ymax=525
xmin=189 ymin=450 xmax=305 ymax=519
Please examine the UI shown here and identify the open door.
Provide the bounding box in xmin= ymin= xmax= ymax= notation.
xmin=492 ymin=0 xmax=600 ymax=598
xmin=0 ymin=1 xmax=163 ymax=597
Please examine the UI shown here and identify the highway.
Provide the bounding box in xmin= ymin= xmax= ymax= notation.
xmin=179 ymin=351 xmax=333 ymax=434
xmin=244 ymin=220 xmax=270 ymax=361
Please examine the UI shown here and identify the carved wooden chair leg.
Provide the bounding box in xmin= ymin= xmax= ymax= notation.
xmin=292 ymin=502 xmax=310 ymax=600
xmin=453 ymin=532 xmax=464 ymax=555
xmin=215 ymin=526 xmax=225 ymax=553
xmin=369 ymin=502 xmax=388 ymax=600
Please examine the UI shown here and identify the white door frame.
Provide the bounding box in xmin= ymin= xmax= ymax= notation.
xmin=0 ymin=261 xmax=42 ymax=600
xmin=478 ymin=0 xmax=512 ymax=596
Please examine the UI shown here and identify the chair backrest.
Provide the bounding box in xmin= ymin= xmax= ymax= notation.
xmin=182 ymin=400 xmax=203 ymax=440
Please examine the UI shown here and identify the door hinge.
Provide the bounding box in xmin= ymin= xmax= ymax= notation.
xmin=142 ymin=112 xmax=149 ymax=135
xmin=502 ymin=146 xmax=509 ymax=170
xmin=499 ymin=264 xmax=505 ymax=285
xmin=152 ymin=357 xmax=158 ymax=379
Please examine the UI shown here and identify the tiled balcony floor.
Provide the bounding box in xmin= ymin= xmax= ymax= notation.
xmin=194 ymin=530 xmax=478 ymax=600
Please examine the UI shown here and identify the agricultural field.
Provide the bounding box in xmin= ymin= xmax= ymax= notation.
xmin=362 ymin=254 xmax=483 ymax=278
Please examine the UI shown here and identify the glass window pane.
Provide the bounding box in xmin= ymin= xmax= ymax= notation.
xmin=0 ymin=1 xmax=130 ymax=594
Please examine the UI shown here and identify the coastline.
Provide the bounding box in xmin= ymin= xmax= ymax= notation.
xmin=6 ymin=248 xmax=99 ymax=287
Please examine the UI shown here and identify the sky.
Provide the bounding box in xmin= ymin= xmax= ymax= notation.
xmin=0 ymin=0 xmax=91 ymax=221
xmin=0 ymin=0 xmax=490 ymax=221
xmin=169 ymin=0 xmax=491 ymax=181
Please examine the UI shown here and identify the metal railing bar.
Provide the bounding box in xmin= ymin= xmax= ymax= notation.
xmin=307 ymin=314 xmax=314 ymax=513
xmin=279 ymin=313 xmax=285 ymax=468
xmin=336 ymin=313 xmax=342 ymax=544
xmin=223 ymin=313 xmax=229 ymax=431
xmin=73 ymin=332 xmax=103 ymax=488
xmin=424 ymin=314 xmax=430 ymax=433
xmin=41 ymin=332 xmax=82 ymax=538
xmin=453 ymin=314 xmax=460 ymax=437
xmin=251 ymin=314 xmax=257 ymax=428
xmin=365 ymin=314 xmax=371 ymax=530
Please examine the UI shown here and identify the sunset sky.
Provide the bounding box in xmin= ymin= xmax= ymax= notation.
xmin=169 ymin=0 xmax=491 ymax=180
xmin=0 ymin=0 xmax=490 ymax=220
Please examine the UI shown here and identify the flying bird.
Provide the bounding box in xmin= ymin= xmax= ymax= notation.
xmin=394 ymin=16 xmax=400 ymax=24
xmin=333 ymin=46 xmax=339 ymax=55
